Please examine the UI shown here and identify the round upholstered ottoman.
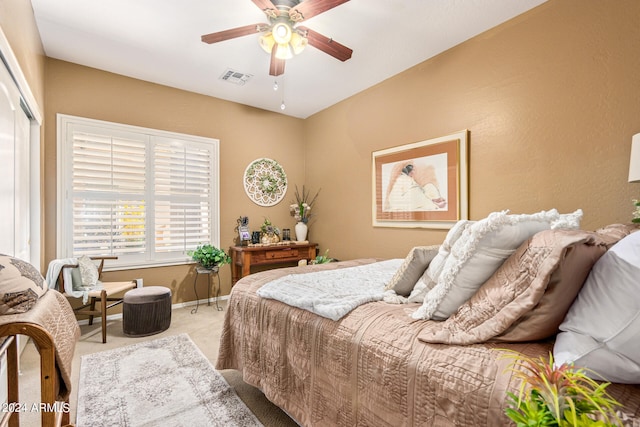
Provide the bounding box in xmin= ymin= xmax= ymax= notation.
xmin=123 ymin=286 xmax=172 ymax=337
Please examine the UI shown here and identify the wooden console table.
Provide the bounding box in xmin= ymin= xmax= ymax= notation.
xmin=230 ymin=243 xmax=317 ymax=284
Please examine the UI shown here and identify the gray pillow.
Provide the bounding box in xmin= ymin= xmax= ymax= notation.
xmin=384 ymin=246 xmax=439 ymax=296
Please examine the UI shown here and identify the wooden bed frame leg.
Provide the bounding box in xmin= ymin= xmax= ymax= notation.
xmin=6 ymin=336 xmax=19 ymax=427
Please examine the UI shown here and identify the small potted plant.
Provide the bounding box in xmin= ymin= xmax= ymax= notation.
xmin=632 ymin=199 xmax=640 ymax=223
xmin=260 ymin=218 xmax=280 ymax=245
xmin=502 ymin=350 xmax=622 ymax=427
xmin=310 ymin=249 xmax=334 ymax=265
xmin=188 ymin=244 xmax=231 ymax=271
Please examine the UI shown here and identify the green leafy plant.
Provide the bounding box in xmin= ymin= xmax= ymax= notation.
xmin=501 ymin=351 xmax=622 ymax=427
xmin=632 ymin=199 xmax=640 ymax=224
xmin=311 ymin=249 xmax=333 ymax=264
xmin=188 ymin=244 xmax=231 ymax=270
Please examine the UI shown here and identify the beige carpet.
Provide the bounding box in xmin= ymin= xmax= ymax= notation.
xmin=17 ymin=301 xmax=299 ymax=427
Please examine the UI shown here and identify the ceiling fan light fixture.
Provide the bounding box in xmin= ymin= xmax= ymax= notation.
xmin=259 ymin=32 xmax=275 ymax=54
xmin=275 ymin=43 xmax=294 ymax=60
xmin=290 ymin=32 xmax=308 ymax=55
xmin=272 ymin=22 xmax=292 ymax=44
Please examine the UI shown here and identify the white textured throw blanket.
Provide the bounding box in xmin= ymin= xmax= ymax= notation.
xmin=256 ymin=259 xmax=403 ymax=321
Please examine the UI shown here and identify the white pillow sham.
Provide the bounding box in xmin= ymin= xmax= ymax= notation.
xmin=411 ymin=209 xmax=582 ymax=320
xmin=554 ymin=230 xmax=640 ymax=383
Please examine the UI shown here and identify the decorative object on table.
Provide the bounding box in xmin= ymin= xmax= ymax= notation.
xmin=235 ymin=216 xmax=251 ymax=246
xmin=243 ymin=158 xmax=287 ymax=206
xmin=310 ymin=249 xmax=333 ymax=265
xmin=290 ymin=185 xmax=320 ymax=242
xmin=188 ymin=244 xmax=231 ymax=270
xmin=501 ymin=350 xmax=622 ymax=427
xmin=260 ymin=218 xmax=280 ymax=245
xmin=251 ymin=231 xmax=261 ymax=244
xmin=295 ymin=222 xmax=308 ymax=243
xmin=282 ymin=228 xmax=291 ymax=241
xmin=372 ymin=130 xmax=469 ymax=230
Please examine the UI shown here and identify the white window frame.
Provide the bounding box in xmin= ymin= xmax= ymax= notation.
xmin=57 ymin=114 xmax=220 ymax=270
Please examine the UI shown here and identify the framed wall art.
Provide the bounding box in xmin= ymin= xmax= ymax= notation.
xmin=372 ymin=130 xmax=468 ymax=229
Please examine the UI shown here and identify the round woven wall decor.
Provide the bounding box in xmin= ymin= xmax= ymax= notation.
xmin=243 ymin=158 xmax=288 ymax=206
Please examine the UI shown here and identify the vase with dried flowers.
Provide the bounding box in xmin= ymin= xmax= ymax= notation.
xmin=290 ymin=185 xmax=320 ymax=242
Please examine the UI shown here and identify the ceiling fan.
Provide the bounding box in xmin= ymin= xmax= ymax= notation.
xmin=201 ymin=0 xmax=353 ymax=76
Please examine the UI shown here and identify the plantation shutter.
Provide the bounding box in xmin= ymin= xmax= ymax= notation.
xmin=154 ymin=137 xmax=212 ymax=255
xmin=59 ymin=115 xmax=220 ymax=269
xmin=70 ymin=125 xmax=147 ymax=260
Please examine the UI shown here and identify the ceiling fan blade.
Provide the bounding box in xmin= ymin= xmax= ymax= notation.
xmin=299 ymin=26 xmax=352 ymax=62
xmin=201 ymin=24 xmax=262 ymax=44
xmin=251 ymin=0 xmax=279 ymax=18
xmin=289 ymin=0 xmax=350 ymax=21
xmin=269 ymin=47 xmax=285 ymax=76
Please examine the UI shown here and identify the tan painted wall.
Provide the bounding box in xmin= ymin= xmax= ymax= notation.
xmin=44 ymin=60 xmax=306 ymax=301
xmin=0 ymin=0 xmax=45 ymax=109
xmin=304 ymin=0 xmax=640 ymax=261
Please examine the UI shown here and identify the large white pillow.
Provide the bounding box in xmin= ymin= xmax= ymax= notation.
xmin=411 ymin=209 xmax=582 ymax=320
xmin=554 ymin=230 xmax=640 ymax=383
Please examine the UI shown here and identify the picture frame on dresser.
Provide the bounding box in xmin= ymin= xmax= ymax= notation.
xmin=372 ymin=130 xmax=469 ymax=230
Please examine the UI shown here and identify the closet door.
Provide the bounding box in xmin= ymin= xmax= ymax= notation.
xmin=0 ymin=64 xmax=17 ymax=256
xmin=0 ymin=60 xmax=29 ymax=259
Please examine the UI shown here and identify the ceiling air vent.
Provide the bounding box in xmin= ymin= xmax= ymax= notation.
xmin=219 ymin=69 xmax=252 ymax=86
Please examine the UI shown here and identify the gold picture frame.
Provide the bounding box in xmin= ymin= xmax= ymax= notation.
xmin=372 ymin=130 xmax=469 ymax=229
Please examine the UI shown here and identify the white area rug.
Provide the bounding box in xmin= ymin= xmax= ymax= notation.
xmin=76 ymin=334 xmax=263 ymax=427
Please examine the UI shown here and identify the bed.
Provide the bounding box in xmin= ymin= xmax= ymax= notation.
xmin=216 ymin=220 xmax=640 ymax=426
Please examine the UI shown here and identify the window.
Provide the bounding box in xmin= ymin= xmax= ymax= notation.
xmin=57 ymin=115 xmax=220 ymax=269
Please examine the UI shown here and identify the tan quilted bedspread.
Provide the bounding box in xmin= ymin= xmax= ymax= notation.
xmin=217 ymin=259 xmax=640 ymax=427
xmin=0 ymin=289 xmax=80 ymax=400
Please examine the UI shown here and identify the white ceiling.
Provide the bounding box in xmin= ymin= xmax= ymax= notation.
xmin=31 ymin=0 xmax=546 ymax=119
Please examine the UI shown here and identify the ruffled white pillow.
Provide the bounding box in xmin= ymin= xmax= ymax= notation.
xmin=412 ymin=209 xmax=582 ymax=320
xmin=407 ymin=220 xmax=474 ymax=303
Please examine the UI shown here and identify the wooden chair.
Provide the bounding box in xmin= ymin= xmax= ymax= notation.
xmin=55 ymin=256 xmax=138 ymax=343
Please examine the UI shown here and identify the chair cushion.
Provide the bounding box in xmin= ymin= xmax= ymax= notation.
xmin=0 ymin=254 xmax=48 ymax=314
xmin=87 ymin=281 xmax=137 ymax=298
xmin=124 ymin=286 xmax=171 ymax=304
